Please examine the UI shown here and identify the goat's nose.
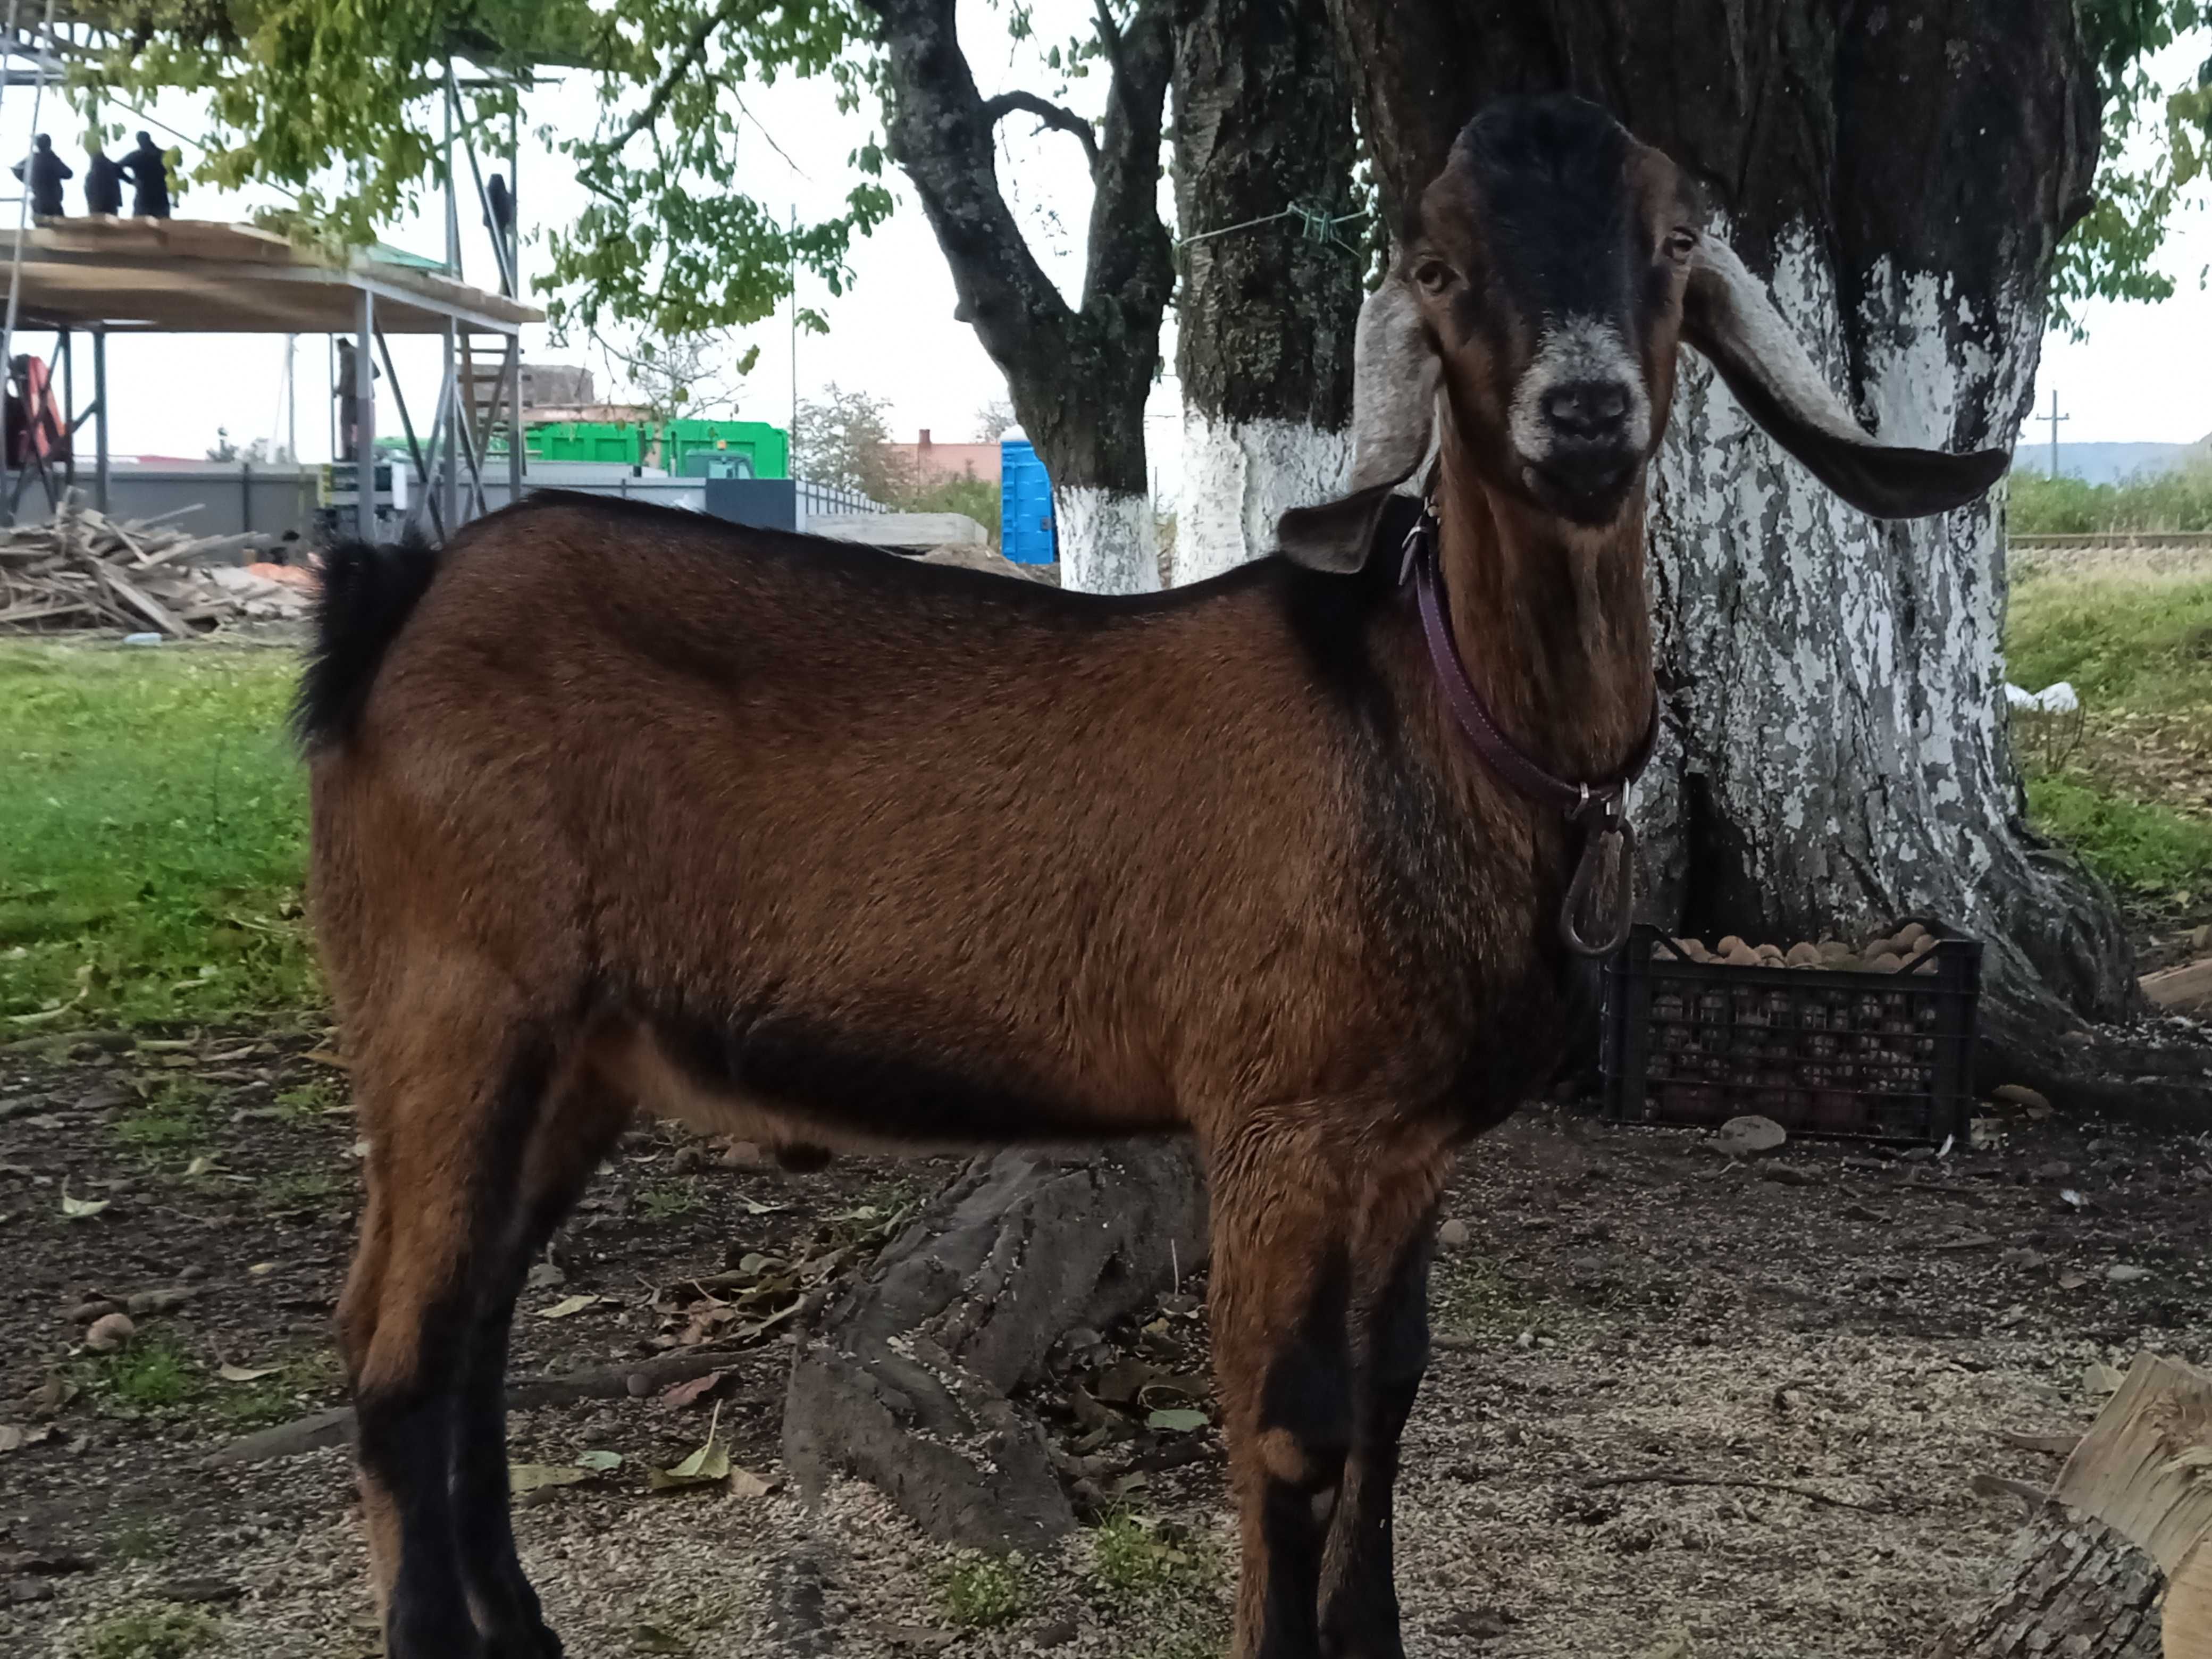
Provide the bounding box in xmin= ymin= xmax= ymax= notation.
xmin=1543 ymin=381 xmax=1631 ymax=441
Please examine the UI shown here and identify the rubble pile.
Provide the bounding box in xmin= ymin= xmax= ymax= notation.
xmin=0 ymin=495 xmax=313 ymax=636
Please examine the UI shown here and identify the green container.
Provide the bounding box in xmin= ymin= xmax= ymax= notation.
xmin=663 ymin=419 xmax=788 ymax=480
xmin=525 ymin=421 xmax=648 ymax=465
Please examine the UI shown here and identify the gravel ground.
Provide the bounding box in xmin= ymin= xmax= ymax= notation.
xmin=7 ymin=1052 xmax=2209 ymax=1657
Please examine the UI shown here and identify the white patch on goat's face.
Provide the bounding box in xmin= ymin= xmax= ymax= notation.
xmin=1505 ymin=316 xmax=1653 ymax=466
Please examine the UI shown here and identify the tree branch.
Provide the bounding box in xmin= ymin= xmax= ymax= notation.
xmin=981 ymin=89 xmax=1100 ymax=174
xmin=601 ymin=0 xmax=745 ymax=153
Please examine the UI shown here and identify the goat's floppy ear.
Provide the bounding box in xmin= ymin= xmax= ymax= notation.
xmin=1275 ymin=273 xmax=1439 ymax=572
xmin=1347 ymin=273 xmax=1442 ymax=492
xmin=1682 ymin=235 xmax=2008 ymax=519
xmin=1276 ymin=481 xmax=1421 ymax=574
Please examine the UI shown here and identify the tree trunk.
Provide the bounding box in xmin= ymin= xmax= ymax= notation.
xmin=783 ymin=1142 xmax=1206 ymax=1551
xmin=1169 ymin=0 xmax=1361 ymax=583
xmin=865 ymin=0 xmax=1175 ymax=594
xmin=1925 ymin=1512 xmax=2164 ymax=1658
xmin=1325 ymin=0 xmax=2159 ymax=1097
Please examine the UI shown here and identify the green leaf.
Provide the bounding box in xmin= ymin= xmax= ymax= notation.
xmin=647 ymin=1434 xmax=731 ymax=1492
xmin=509 ymin=1462 xmax=591 ymax=1494
xmin=575 ymin=1448 xmax=624 ymax=1472
xmin=1145 ymin=1408 xmax=1209 ymax=1434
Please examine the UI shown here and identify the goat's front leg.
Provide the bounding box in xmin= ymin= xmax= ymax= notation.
xmin=1318 ymin=1176 xmax=1445 ymax=1659
xmin=1207 ymin=1126 xmax=1359 ymax=1659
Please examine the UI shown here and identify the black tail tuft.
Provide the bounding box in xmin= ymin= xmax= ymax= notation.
xmin=294 ymin=532 xmax=442 ymax=751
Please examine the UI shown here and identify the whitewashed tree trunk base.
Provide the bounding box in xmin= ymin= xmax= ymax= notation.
xmin=1176 ymin=415 xmax=1352 ymax=583
xmin=1055 ymin=487 xmax=1160 ymax=596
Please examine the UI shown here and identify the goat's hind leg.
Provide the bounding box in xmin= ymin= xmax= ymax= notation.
xmin=449 ymin=1064 xmax=632 ymax=1657
xmin=339 ymin=1016 xmax=576 ymax=1659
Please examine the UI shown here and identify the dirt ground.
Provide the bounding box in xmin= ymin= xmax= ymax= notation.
xmin=3 ymin=1024 xmax=2210 ymax=1658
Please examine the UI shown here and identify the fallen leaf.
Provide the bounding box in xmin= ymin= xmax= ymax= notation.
xmin=739 ymin=1197 xmax=786 ymax=1216
xmin=574 ymin=1449 xmax=623 ymax=1473
xmin=183 ymin=1155 xmax=219 ymax=1178
xmin=660 ymin=1371 xmax=725 ymax=1410
xmin=0 ymin=1425 xmax=23 ymax=1453
xmin=2060 ymin=1189 xmax=2086 ymax=1210
xmin=247 ymin=1262 xmax=276 ymax=1277
xmin=217 ymin=1364 xmax=281 ymax=1384
xmin=631 ymin=1626 xmax=691 ymax=1654
xmin=2108 ymin=1264 xmax=2151 ymax=1284
xmin=1146 ymin=1408 xmax=1209 ymax=1433
xmin=83 ymin=1312 xmax=135 ymax=1353
xmin=59 ymin=1189 xmax=109 ymax=1221
xmin=1633 ymin=1630 xmax=1693 ymax=1659
xmin=2058 ymin=1271 xmax=2090 ymax=1291
xmin=2083 ymin=1361 xmax=2126 ymax=1395
xmin=524 ymin=1261 xmax=565 ymax=1291
xmin=537 ymin=1294 xmax=606 ymax=1320
xmin=650 ymin=1404 xmax=734 ymax=1492
xmin=508 ymin=1463 xmax=590 ymax=1494
xmin=728 ymin=1466 xmax=778 ymax=1500
xmin=303 ymin=1048 xmax=349 ymax=1069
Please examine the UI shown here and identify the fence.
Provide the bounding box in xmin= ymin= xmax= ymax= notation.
xmin=795 ymin=478 xmax=888 ymax=518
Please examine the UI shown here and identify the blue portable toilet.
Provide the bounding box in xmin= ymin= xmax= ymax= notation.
xmin=1000 ymin=430 xmax=1055 ymax=565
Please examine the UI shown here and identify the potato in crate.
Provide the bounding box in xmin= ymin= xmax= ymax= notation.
xmin=1601 ymin=919 xmax=1981 ymax=1142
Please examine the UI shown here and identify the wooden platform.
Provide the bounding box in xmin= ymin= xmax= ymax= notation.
xmin=0 ymin=217 xmax=540 ymax=335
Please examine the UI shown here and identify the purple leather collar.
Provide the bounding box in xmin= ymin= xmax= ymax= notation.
xmin=1398 ymin=504 xmax=1657 ymax=956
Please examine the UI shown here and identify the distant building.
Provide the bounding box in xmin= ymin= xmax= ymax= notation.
xmin=887 ymin=428 xmax=1000 ymax=486
xmin=519 ymin=364 xmax=597 ymax=409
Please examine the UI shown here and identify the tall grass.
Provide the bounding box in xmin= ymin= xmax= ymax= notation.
xmin=2008 ymin=461 xmax=2212 ymax=535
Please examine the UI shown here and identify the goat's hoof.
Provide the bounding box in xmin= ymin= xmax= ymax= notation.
xmin=483 ymin=1620 xmax=563 ymax=1659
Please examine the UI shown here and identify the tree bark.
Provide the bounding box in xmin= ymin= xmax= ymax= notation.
xmin=1325 ymin=0 xmax=2163 ymax=1099
xmin=1169 ymin=0 xmax=1361 ymax=582
xmin=1925 ymin=1511 xmax=2164 ymax=1658
xmin=783 ymin=1142 xmax=1206 ymax=1551
xmin=865 ymin=0 xmax=1174 ymax=593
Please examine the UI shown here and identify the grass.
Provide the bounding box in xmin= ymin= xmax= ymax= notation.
xmin=1092 ymin=1513 xmax=1217 ymax=1595
xmin=258 ymin=1164 xmax=348 ymax=1214
xmin=2025 ymin=773 xmax=2212 ymax=905
xmin=2008 ymin=460 xmax=2212 ymax=535
xmin=2006 ymin=572 xmax=2212 ymax=907
xmin=114 ymin=1078 xmax=210 ymax=1151
xmin=272 ymin=1076 xmax=344 ymax=1121
xmin=71 ymin=1603 xmax=221 ymax=1659
xmin=105 ymin=1516 xmax=179 ymax=1565
xmin=639 ymin=1181 xmax=703 ymax=1222
xmin=0 ymin=640 xmax=315 ymax=1028
xmin=208 ymin=1347 xmax=343 ymax=1430
xmin=94 ymin=1334 xmax=203 ymax=1414
xmin=935 ymin=1552 xmax=1027 ymax=1629
xmin=2006 ymin=572 xmax=2212 ymax=712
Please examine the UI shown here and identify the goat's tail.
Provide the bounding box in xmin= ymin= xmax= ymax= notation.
xmin=294 ymin=532 xmax=442 ymax=752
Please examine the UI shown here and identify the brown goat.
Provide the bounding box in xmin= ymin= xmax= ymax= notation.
xmin=305 ymin=95 xmax=2002 ymax=1659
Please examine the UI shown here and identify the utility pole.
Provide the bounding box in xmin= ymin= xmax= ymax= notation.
xmin=788 ymin=204 xmax=798 ymax=465
xmin=2042 ymin=389 xmax=2068 ymax=479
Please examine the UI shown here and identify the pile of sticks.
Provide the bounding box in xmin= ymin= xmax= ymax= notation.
xmin=0 ymin=495 xmax=300 ymax=636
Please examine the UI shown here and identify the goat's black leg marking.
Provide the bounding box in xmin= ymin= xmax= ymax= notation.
xmin=450 ymin=1284 xmax=561 ymax=1659
xmin=355 ymin=1301 xmax=479 ymax=1659
xmin=1250 ymin=1246 xmax=1354 ymax=1659
xmin=1318 ymin=1220 xmax=1434 ymax=1659
xmin=450 ymin=1077 xmax=623 ymax=1659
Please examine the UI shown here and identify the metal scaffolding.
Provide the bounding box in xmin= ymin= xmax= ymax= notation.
xmin=0 ymin=56 xmax=539 ymax=543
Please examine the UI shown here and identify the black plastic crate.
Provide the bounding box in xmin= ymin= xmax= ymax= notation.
xmin=1601 ymin=920 xmax=1981 ymax=1143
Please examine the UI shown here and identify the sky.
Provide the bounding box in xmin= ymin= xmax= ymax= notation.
xmin=11 ymin=11 xmax=2210 ymax=498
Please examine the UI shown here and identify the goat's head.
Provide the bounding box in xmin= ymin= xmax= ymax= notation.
xmin=1280 ymin=93 xmax=2007 ymax=569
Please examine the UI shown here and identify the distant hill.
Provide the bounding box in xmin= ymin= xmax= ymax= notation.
xmin=2010 ymin=439 xmax=2210 ymax=484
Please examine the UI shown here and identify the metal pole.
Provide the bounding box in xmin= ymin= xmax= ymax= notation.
xmin=355 ymin=287 xmax=376 ymax=540
xmin=283 ymin=333 xmax=296 ymax=463
xmin=91 ymin=324 xmax=106 ymax=513
xmin=505 ymin=336 xmax=521 ymax=507
xmin=441 ymin=317 xmax=458 ymax=531
xmin=443 ymin=71 xmax=460 ymax=276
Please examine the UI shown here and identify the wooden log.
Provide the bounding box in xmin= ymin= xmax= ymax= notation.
xmin=1928 ymin=1354 xmax=2212 ymax=1656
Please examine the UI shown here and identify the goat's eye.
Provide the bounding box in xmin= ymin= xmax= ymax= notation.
xmin=1662 ymin=228 xmax=1698 ymax=262
xmin=1412 ymin=259 xmax=1453 ymax=294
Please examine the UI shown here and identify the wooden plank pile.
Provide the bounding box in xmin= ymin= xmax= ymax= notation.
xmin=0 ymin=494 xmax=308 ymax=636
